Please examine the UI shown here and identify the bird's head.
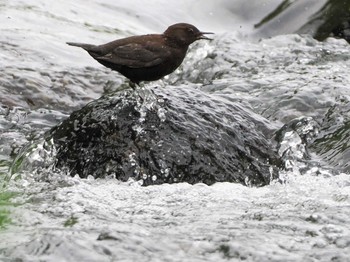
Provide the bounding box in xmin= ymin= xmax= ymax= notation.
xmin=164 ymin=23 xmax=213 ymax=46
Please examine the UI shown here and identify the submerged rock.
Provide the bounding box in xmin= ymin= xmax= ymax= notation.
xmin=47 ymin=86 xmax=281 ymax=186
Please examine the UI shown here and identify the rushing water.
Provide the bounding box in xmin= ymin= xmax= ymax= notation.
xmin=1 ymin=0 xmax=350 ymax=261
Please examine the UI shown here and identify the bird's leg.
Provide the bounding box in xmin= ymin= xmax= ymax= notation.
xmin=128 ymin=81 xmax=139 ymax=90
xmin=128 ymin=81 xmax=145 ymax=103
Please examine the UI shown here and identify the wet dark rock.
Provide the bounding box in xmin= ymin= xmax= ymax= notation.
xmin=298 ymin=0 xmax=350 ymax=42
xmin=310 ymin=102 xmax=350 ymax=173
xmin=254 ymin=0 xmax=350 ymax=43
xmin=47 ymin=86 xmax=281 ymax=186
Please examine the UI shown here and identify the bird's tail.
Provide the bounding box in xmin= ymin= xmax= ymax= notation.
xmin=66 ymin=42 xmax=96 ymax=51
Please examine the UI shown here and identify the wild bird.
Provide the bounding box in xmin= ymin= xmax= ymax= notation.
xmin=67 ymin=23 xmax=213 ymax=86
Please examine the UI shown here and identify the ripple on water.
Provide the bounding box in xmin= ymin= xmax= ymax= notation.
xmin=1 ymin=170 xmax=349 ymax=261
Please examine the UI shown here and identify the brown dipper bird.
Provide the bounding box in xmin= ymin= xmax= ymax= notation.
xmin=67 ymin=23 xmax=213 ymax=85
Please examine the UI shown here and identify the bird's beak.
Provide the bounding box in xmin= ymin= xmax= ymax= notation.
xmin=197 ymin=31 xmax=214 ymax=40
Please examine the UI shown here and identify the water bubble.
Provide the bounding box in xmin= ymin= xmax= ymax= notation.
xmin=128 ymin=152 xmax=137 ymax=167
xmin=163 ymin=168 xmax=170 ymax=177
xmin=157 ymin=108 xmax=166 ymax=122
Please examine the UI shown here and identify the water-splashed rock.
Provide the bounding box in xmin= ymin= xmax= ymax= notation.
xmin=47 ymin=86 xmax=281 ymax=186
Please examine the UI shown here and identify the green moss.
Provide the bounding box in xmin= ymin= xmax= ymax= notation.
xmin=63 ymin=216 xmax=78 ymax=227
xmin=0 ymin=191 xmax=17 ymax=229
xmin=0 ymin=209 xmax=11 ymax=229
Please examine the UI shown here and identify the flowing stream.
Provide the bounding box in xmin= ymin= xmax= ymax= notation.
xmin=1 ymin=1 xmax=350 ymax=261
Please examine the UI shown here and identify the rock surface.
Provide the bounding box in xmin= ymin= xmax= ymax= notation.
xmin=48 ymin=86 xmax=281 ymax=186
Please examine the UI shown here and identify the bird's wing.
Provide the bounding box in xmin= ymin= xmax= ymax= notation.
xmin=95 ymin=43 xmax=169 ymax=68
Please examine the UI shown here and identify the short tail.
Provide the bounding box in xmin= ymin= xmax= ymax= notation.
xmin=66 ymin=42 xmax=96 ymax=51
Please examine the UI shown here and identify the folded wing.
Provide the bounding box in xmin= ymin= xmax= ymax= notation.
xmin=95 ymin=43 xmax=168 ymax=68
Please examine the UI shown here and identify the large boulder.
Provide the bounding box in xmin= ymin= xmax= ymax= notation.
xmin=47 ymin=86 xmax=281 ymax=186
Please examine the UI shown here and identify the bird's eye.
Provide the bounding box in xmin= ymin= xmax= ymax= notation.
xmin=187 ymin=28 xmax=194 ymax=33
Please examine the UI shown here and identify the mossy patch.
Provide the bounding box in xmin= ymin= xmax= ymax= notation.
xmin=0 ymin=191 xmax=17 ymax=229
xmin=0 ymin=209 xmax=11 ymax=229
xmin=63 ymin=216 xmax=78 ymax=227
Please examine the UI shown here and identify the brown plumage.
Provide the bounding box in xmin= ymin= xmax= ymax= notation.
xmin=67 ymin=23 xmax=213 ymax=85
